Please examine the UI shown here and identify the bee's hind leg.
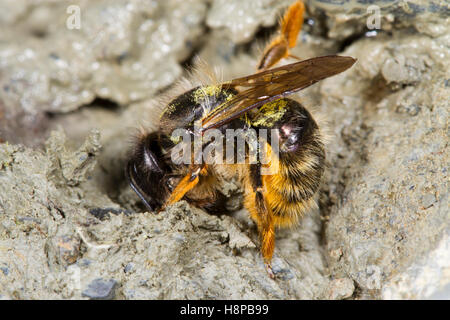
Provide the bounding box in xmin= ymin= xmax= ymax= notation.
xmin=246 ymin=162 xmax=276 ymax=279
xmin=257 ymin=0 xmax=305 ymax=71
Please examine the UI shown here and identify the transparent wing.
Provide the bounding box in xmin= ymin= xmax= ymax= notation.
xmin=201 ymin=55 xmax=356 ymax=131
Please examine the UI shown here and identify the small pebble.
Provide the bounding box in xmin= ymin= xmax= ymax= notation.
xmin=77 ymin=259 xmax=92 ymax=268
xmin=124 ymin=263 xmax=134 ymax=273
xmin=0 ymin=266 xmax=9 ymax=276
xmin=82 ymin=278 xmax=118 ymax=300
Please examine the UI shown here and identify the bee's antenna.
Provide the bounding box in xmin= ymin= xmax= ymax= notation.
xmin=125 ymin=161 xmax=154 ymax=212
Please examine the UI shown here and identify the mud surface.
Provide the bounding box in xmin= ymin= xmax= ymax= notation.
xmin=0 ymin=0 xmax=448 ymax=299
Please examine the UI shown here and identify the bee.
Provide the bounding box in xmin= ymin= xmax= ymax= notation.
xmin=126 ymin=1 xmax=356 ymax=278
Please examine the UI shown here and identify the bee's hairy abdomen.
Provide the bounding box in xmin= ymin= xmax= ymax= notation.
xmin=264 ymin=149 xmax=324 ymax=225
xmin=245 ymin=99 xmax=326 ymax=227
xmin=244 ymin=145 xmax=324 ymax=228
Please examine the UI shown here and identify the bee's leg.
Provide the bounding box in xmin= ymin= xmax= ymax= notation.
xmin=257 ymin=0 xmax=304 ymax=71
xmin=248 ymin=162 xmax=276 ymax=279
xmin=257 ymin=37 xmax=289 ymax=72
xmin=161 ymin=164 xmax=208 ymax=210
xmin=126 ymin=160 xmax=156 ymax=212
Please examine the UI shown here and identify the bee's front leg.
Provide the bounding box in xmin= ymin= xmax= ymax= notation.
xmin=161 ymin=164 xmax=208 ymax=211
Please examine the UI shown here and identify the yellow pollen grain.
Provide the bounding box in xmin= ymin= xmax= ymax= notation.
xmin=193 ymin=85 xmax=221 ymax=103
xmin=251 ymin=99 xmax=288 ymax=127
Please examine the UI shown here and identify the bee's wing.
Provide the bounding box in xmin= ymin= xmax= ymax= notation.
xmin=201 ymin=55 xmax=356 ymax=131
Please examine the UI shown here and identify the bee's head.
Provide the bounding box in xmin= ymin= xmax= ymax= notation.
xmin=126 ymin=132 xmax=170 ymax=211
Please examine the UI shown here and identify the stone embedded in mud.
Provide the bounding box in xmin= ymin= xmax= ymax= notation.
xmin=56 ymin=235 xmax=81 ymax=265
xmin=124 ymin=263 xmax=134 ymax=273
xmin=82 ymin=278 xmax=118 ymax=300
xmin=326 ymin=278 xmax=355 ymax=300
